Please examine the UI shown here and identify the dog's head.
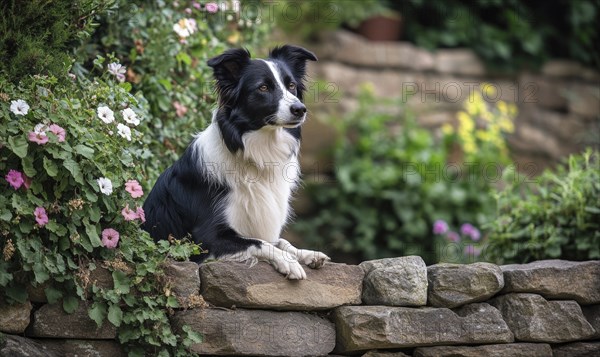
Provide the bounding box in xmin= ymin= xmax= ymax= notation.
xmin=207 ymin=45 xmax=317 ymax=130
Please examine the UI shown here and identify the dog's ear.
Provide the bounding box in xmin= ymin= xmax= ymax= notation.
xmin=269 ymin=45 xmax=317 ymax=82
xmin=207 ymin=48 xmax=251 ymax=102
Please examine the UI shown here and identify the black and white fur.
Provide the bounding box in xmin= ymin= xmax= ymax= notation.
xmin=142 ymin=45 xmax=329 ymax=279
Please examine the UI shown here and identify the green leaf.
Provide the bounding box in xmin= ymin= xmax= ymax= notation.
xmin=88 ymin=302 xmax=108 ymax=327
xmin=33 ymin=262 xmax=50 ymax=284
xmin=112 ymin=270 xmax=131 ymax=294
xmin=21 ymin=156 xmax=37 ymax=176
xmin=44 ymin=286 xmax=63 ymax=304
xmin=6 ymin=285 xmax=28 ymax=303
xmin=166 ymin=295 xmax=179 ymax=308
xmin=176 ymin=52 xmax=192 ymax=65
xmin=107 ymin=303 xmax=123 ymax=327
xmin=43 ymin=157 xmax=59 ymax=177
xmin=63 ymin=158 xmax=85 ymax=185
xmin=63 ymin=295 xmax=79 ymax=314
xmin=74 ymin=144 xmax=95 ymax=159
xmin=8 ymin=135 xmax=28 ymax=158
xmin=119 ymin=82 xmax=132 ymax=92
xmin=84 ymin=221 xmax=102 ymax=248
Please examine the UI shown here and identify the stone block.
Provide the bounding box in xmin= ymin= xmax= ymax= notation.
xmin=0 ymin=334 xmax=59 ymax=357
xmin=582 ymin=304 xmax=600 ymax=339
xmin=552 ymin=341 xmax=600 ymax=357
xmin=29 ymin=303 xmax=116 ymax=339
xmin=434 ymin=49 xmax=486 ymax=77
xmin=333 ymin=303 xmax=513 ymax=353
xmin=200 ymin=261 xmax=363 ymax=310
xmin=164 ymin=261 xmax=200 ymax=300
xmin=36 ymin=339 xmax=125 ymax=357
xmin=413 ymin=343 xmax=552 ymax=357
xmin=427 ymin=262 xmax=504 ymax=308
xmin=171 ymin=308 xmax=335 ymax=356
xmin=0 ymin=301 xmax=32 ymax=334
xmin=360 ymin=256 xmax=427 ymax=307
xmin=490 ymin=293 xmax=595 ymax=343
xmin=567 ymin=83 xmax=600 ymax=118
xmin=362 ymin=351 xmax=410 ymax=357
xmin=501 ymin=260 xmax=600 ymax=304
xmin=518 ymin=74 xmax=568 ymax=110
xmin=542 ymin=60 xmax=600 ymax=82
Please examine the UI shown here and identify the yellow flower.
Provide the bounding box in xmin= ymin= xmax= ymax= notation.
xmin=464 ymin=140 xmax=477 ymax=154
xmin=499 ymin=117 xmax=515 ymax=133
xmin=481 ymin=82 xmax=497 ymax=98
xmin=457 ymin=111 xmax=474 ymax=132
xmin=441 ymin=123 xmax=454 ymax=135
xmin=497 ymin=100 xmax=508 ymax=115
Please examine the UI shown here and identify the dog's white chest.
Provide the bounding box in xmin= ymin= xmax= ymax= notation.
xmin=223 ymin=128 xmax=300 ymax=242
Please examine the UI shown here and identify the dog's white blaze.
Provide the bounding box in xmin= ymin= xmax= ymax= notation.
xmin=262 ymin=60 xmax=301 ymax=124
xmin=193 ymin=113 xmax=300 ymax=243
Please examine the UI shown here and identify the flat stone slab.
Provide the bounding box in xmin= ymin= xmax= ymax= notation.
xmin=362 ymin=351 xmax=410 ymax=357
xmin=552 ymin=341 xmax=600 ymax=357
xmin=36 ymin=339 xmax=125 ymax=357
xmin=360 ymin=256 xmax=428 ymax=307
xmin=200 ymin=261 xmax=363 ymax=310
xmin=29 ymin=303 xmax=116 ymax=339
xmin=0 ymin=301 xmax=32 ymax=334
xmin=171 ymin=308 xmax=335 ymax=356
xmin=501 ymin=260 xmax=600 ymax=304
xmin=427 ymin=263 xmax=504 ymax=308
xmin=333 ymin=303 xmax=513 ymax=353
xmin=414 ymin=343 xmax=552 ymax=357
xmin=0 ymin=334 xmax=59 ymax=357
xmin=490 ymin=293 xmax=595 ymax=343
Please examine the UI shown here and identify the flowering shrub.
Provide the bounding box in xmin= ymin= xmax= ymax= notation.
xmin=0 ymin=0 xmax=273 ymax=353
xmin=295 ymin=85 xmax=517 ymax=264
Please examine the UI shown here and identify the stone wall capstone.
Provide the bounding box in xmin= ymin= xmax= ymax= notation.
xmin=1 ymin=259 xmax=599 ymax=356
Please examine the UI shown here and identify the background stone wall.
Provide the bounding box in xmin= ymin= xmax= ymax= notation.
xmin=300 ymin=31 xmax=600 ymax=176
xmin=2 ymin=259 xmax=599 ymax=356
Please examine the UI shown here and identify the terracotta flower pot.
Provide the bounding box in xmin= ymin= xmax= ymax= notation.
xmin=357 ymin=13 xmax=403 ymax=42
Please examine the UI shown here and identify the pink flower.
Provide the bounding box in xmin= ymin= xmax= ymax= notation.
xmin=173 ymin=101 xmax=188 ymax=118
xmin=101 ymin=228 xmax=120 ymax=249
xmin=136 ymin=206 xmax=146 ymax=223
xmin=460 ymin=223 xmax=481 ymax=241
xmin=125 ymin=180 xmax=144 ymax=198
xmin=121 ymin=204 xmax=139 ymax=221
xmin=464 ymin=245 xmax=482 ymax=257
xmin=192 ymin=1 xmax=201 ymax=9
xmin=5 ymin=169 xmax=24 ymax=189
xmin=34 ymin=207 xmax=48 ymax=226
xmin=49 ymin=124 xmax=66 ymax=142
xmin=28 ymin=131 xmax=49 ymax=145
xmin=205 ymin=2 xmax=218 ymax=13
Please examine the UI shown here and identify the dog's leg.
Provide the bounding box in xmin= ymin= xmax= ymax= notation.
xmin=275 ymin=238 xmax=331 ymax=269
xmin=209 ymin=227 xmax=306 ymax=279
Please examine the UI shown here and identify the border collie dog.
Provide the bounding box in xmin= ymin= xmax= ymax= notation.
xmin=142 ymin=45 xmax=330 ymax=279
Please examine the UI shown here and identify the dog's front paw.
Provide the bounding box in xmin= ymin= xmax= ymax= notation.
xmin=298 ymin=250 xmax=331 ymax=269
xmin=271 ymin=257 xmax=307 ymax=280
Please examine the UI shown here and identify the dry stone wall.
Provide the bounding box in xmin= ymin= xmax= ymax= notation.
xmin=301 ymin=30 xmax=600 ymax=175
xmin=1 ymin=258 xmax=599 ymax=356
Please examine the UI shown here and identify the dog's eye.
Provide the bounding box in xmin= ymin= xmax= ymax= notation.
xmin=259 ymin=85 xmax=268 ymax=92
xmin=288 ymin=82 xmax=296 ymax=91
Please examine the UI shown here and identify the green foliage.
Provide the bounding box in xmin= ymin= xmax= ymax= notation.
xmin=0 ymin=0 xmax=116 ymax=81
xmin=296 ymin=86 xmax=510 ymax=263
xmin=486 ymin=150 xmax=600 ymax=264
xmin=399 ymin=0 xmax=599 ymax=70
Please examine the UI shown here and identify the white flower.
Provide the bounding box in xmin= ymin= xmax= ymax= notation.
xmin=107 ymin=62 xmax=126 ymax=77
xmin=97 ymin=177 xmax=113 ymax=195
xmin=10 ymin=99 xmax=30 ymax=115
xmin=121 ymin=108 xmax=140 ymax=126
xmin=117 ymin=123 xmax=132 ymax=141
xmin=173 ymin=18 xmax=197 ymax=38
xmin=97 ymin=106 xmax=115 ymax=124
xmin=34 ymin=123 xmax=48 ymax=135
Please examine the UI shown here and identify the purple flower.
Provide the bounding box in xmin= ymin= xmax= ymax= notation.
xmin=461 ymin=223 xmax=481 ymax=241
xmin=432 ymin=220 xmax=449 ymax=235
xmin=205 ymin=2 xmax=218 ymax=13
xmin=446 ymin=231 xmax=460 ymax=243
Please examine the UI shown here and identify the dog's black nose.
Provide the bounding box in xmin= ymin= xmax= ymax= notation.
xmin=290 ymin=102 xmax=307 ymax=117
